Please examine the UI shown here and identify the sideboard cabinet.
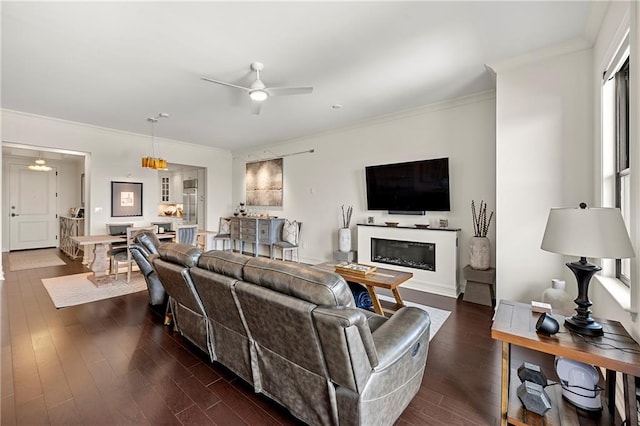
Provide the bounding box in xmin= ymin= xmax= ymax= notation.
xmin=229 ymin=217 xmax=285 ymax=257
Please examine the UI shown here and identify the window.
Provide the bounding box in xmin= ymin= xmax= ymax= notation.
xmin=161 ymin=176 xmax=170 ymax=203
xmin=603 ymin=45 xmax=631 ymax=287
xmin=615 ymin=58 xmax=630 ymax=285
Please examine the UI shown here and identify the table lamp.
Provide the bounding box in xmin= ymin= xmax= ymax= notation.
xmin=541 ymin=203 xmax=635 ymax=336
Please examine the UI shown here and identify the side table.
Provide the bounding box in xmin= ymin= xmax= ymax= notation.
xmin=333 ymin=250 xmax=356 ymax=263
xmin=491 ymin=300 xmax=640 ymax=426
xmin=462 ymin=264 xmax=495 ymax=307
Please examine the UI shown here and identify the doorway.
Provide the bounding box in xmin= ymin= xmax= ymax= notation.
xmin=3 ymin=144 xmax=86 ymax=252
xmin=8 ymin=162 xmax=59 ymax=250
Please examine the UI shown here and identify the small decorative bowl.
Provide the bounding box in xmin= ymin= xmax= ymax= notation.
xmin=384 ymin=222 xmax=399 ymax=227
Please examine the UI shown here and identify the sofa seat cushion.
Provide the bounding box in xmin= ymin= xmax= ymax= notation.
xmin=244 ymin=257 xmax=355 ymax=308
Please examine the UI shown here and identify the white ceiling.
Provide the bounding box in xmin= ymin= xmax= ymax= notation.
xmin=2 ymin=1 xmax=601 ymax=152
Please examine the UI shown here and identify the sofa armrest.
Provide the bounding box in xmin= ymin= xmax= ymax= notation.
xmin=361 ymin=309 xmax=387 ymax=333
xmin=372 ymin=307 xmax=430 ymax=370
xmin=314 ymin=306 xmax=380 ymax=364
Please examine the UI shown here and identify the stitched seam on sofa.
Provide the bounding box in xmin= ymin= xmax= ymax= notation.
xmin=200 ymin=253 xmax=248 ymax=277
xmin=255 ymin=343 xmax=328 ymax=388
xmin=361 ymin=365 xmax=426 ymax=403
xmin=309 ymin=311 xmax=332 ymax=380
xmin=174 ymin=302 xmax=210 ymax=355
xmin=312 ymin=309 xmax=369 ymax=391
xmin=245 ymin=264 xmax=343 ymax=304
xmin=231 ymin=281 xmax=261 ymax=391
xmin=181 ymin=270 xmax=208 ymax=316
xmin=342 ymin=327 xmax=363 ymax=393
xmin=315 ymin=308 xmax=379 ymax=369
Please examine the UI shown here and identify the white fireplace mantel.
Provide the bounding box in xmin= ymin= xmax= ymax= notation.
xmin=357 ymin=224 xmax=460 ymax=298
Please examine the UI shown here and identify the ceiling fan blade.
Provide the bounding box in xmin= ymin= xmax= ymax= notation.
xmin=201 ymin=77 xmax=250 ymax=92
xmin=266 ymin=86 xmax=313 ymax=96
xmin=251 ymin=99 xmax=262 ymax=115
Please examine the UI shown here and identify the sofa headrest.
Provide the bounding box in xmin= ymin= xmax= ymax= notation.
xmin=197 ymin=250 xmax=251 ymax=280
xmin=133 ymin=230 xmax=161 ymax=255
xmin=157 ymin=242 xmax=203 ymax=267
xmin=243 ymin=257 xmax=355 ymax=308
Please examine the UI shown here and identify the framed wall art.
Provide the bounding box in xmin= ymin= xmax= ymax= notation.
xmin=111 ymin=181 xmax=143 ymax=217
xmin=245 ymin=158 xmax=283 ymax=207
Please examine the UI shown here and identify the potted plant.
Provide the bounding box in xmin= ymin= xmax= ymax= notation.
xmin=470 ymin=200 xmax=494 ymax=270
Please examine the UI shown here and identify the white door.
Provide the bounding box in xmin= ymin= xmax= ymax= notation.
xmin=9 ymin=163 xmax=59 ymax=250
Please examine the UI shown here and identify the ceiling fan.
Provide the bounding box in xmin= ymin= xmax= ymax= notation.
xmin=201 ymin=62 xmax=313 ymax=115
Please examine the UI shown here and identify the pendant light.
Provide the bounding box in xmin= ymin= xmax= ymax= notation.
xmin=141 ymin=112 xmax=169 ymax=170
xmin=28 ymin=152 xmax=52 ymax=172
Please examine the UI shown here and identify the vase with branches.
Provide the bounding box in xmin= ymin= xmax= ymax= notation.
xmin=471 ymin=200 xmax=494 ymax=237
xmin=339 ymin=205 xmax=353 ymax=253
xmin=470 ymin=200 xmax=493 ymax=270
xmin=341 ymin=205 xmax=353 ymax=229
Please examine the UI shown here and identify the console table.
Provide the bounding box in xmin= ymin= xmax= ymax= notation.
xmin=59 ymin=216 xmax=84 ymax=259
xmin=491 ymin=300 xmax=640 ymax=426
xmin=229 ymin=217 xmax=284 ymax=257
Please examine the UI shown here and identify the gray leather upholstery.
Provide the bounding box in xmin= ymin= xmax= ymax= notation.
xmin=155 ymin=244 xmax=431 ymax=425
xmin=152 ymin=243 xmax=209 ymax=355
xmin=129 ymin=230 xmax=167 ymax=309
xmin=191 ymin=251 xmax=253 ymax=384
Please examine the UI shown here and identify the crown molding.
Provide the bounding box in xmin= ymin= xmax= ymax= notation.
xmin=486 ymin=37 xmax=592 ymax=74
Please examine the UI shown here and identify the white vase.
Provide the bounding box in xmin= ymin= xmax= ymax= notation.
xmin=542 ymin=279 xmax=574 ymax=315
xmin=338 ymin=228 xmax=351 ymax=253
xmin=469 ymin=236 xmax=490 ymax=270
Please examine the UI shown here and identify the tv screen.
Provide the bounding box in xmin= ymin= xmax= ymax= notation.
xmin=365 ymin=157 xmax=450 ymax=213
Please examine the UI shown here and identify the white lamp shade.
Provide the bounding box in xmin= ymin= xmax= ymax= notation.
xmin=541 ymin=206 xmax=635 ymax=259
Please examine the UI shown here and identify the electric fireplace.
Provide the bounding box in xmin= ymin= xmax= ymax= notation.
xmin=371 ymin=238 xmax=435 ymax=271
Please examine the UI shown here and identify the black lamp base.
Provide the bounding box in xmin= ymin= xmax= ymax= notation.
xmin=564 ymin=259 xmax=604 ymax=337
xmin=564 ymin=316 xmax=603 ymax=337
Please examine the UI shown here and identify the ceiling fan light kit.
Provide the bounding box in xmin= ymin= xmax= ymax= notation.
xmin=142 ymin=113 xmax=169 ymax=170
xmin=202 ymin=61 xmax=313 ymax=115
xmin=249 ymin=90 xmax=268 ymax=102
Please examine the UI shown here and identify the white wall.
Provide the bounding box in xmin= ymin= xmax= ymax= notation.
xmin=231 ymin=91 xmax=496 ymax=278
xmin=494 ymin=47 xmax=593 ymax=304
xmin=1 ymin=109 xmax=233 ymax=250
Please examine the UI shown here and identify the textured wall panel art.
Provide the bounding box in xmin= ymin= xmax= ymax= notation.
xmin=246 ymin=158 xmax=283 ymax=206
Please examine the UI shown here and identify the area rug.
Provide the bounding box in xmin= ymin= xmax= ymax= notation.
xmin=42 ymin=272 xmax=147 ymax=308
xmin=8 ymin=249 xmax=66 ymax=271
xmin=378 ymin=295 xmax=451 ymax=341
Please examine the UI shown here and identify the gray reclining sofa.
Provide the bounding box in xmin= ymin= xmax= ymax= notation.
xmin=152 ymin=242 xmax=431 ymax=426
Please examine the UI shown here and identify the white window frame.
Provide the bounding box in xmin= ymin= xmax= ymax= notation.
xmin=599 ymin=32 xmax=635 ymax=311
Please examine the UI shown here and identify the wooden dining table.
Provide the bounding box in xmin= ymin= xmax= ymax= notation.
xmin=72 ymin=233 xmax=175 ymax=287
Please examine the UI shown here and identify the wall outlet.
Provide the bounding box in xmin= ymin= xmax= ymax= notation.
xmin=301 ymin=242 xmax=307 ymax=249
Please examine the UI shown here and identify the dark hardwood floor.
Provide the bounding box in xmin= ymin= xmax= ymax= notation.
xmin=2 ymin=249 xmax=509 ymax=425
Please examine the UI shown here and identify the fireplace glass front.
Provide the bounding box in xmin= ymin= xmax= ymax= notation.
xmin=371 ymin=238 xmax=435 ymax=271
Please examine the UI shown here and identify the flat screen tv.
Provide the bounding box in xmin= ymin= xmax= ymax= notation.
xmin=365 ymin=157 xmax=450 ymax=214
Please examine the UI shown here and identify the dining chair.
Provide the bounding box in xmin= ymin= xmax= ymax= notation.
xmin=273 ymin=220 xmax=302 ymax=262
xmin=106 ymin=222 xmax=133 ymax=274
xmin=176 ymin=224 xmax=198 ymax=246
xmin=151 ymin=221 xmax=173 ymax=233
xmin=112 ymin=225 xmax=157 ymax=282
xmin=212 ymin=217 xmax=233 ymax=250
